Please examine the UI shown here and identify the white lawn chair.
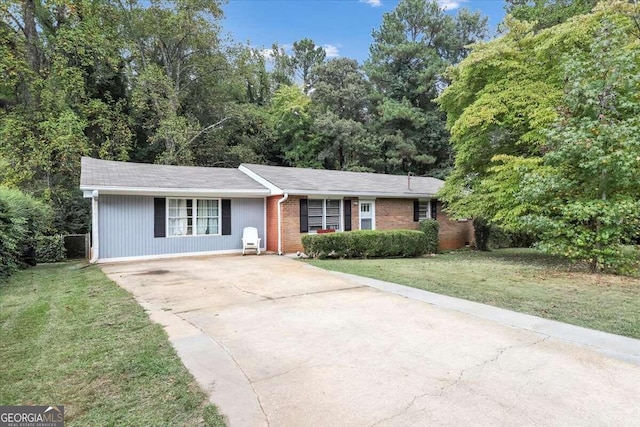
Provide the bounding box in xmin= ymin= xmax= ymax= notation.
xmin=242 ymin=227 xmax=261 ymax=255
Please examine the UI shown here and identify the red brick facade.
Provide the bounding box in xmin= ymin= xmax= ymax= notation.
xmin=266 ymin=196 xmax=474 ymax=254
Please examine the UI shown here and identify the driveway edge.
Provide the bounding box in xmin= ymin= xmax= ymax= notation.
xmin=137 ymin=301 xmax=268 ymax=426
xmin=314 ymin=267 xmax=640 ymax=365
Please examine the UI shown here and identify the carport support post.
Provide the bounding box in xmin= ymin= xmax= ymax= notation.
xmin=277 ymin=193 xmax=289 ymax=255
xmin=90 ymin=190 xmax=99 ymax=263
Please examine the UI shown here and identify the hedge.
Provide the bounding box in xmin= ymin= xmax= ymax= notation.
xmin=419 ymin=219 xmax=439 ymax=254
xmin=0 ymin=187 xmax=51 ymax=281
xmin=36 ymin=235 xmax=67 ymax=263
xmin=302 ymin=230 xmax=429 ymax=259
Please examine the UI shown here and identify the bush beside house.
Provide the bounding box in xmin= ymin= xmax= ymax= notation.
xmin=419 ymin=219 xmax=439 ymax=254
xmin=0 ymin=187 xmax=53 ymax=281
xmin=36 ymin=235 xmax=67 ymax=263
xmin=302 ymin=230 xmax=430 ymax=259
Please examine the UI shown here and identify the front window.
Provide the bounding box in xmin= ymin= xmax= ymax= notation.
xmin=308 ymin=199 xmax=341 ymax=232
xmin=168 ymin=198 xmax=220 ymax=236
xmin=418 ymin=201 xmax=431 ymax=220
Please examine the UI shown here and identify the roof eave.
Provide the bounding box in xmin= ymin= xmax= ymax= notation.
xmin=80 ymin=185 xmax=270 ymax=198
xmin=280 ymin=189 xmax=437 ymax=198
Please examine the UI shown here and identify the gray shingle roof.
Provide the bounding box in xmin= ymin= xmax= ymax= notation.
xmin=240 ymin=163 xmax=443 ymax=198
xmin=80 ymin=158 xmax=444 ymax=198
xmin=80 ymin=157 xmax=269 ymax=193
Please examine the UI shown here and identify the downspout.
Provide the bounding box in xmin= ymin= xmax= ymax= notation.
xmin=277 ymin=193 xmax=289 ymax=255
xmin=90 ymin=190 xmax=99 ymax=263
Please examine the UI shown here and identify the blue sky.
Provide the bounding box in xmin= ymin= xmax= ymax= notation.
xmin=222 ymin=0 xmax=507 ymax=63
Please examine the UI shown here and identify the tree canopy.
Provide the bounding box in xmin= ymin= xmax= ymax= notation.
xmin=2 ymin=0 xmax=640 ymax=271
xmin=438 ymin=0 xmax=640 ymax=271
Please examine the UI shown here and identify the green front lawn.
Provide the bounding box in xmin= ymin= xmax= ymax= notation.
xmin=0 ymin=263 xmax=226 ymax=426
xmin=306 ymin=249 xmax=640 ymax=339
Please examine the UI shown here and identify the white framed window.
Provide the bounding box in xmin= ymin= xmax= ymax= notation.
xmin=418 ymin=200 xmax=431 ymax=220
xmin=308 ymin=199 xmax=342 ymax=232
xmin=167 ymin=198 xmax=220 ymax=237
xmin=359 ymin=200 xmax=375 ymax=230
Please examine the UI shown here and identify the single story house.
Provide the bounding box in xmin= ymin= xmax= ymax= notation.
xmin=81 ymin=157 xmax=474 ymax=262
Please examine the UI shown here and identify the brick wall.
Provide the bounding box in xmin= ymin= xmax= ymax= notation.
xmin=271 ymin=196 xmax=474 ymax=254
xmin=266 ymin=196 xmax=280 ymax=252
xmin=281 ymin=196 xmax=303 ymax=253
xmin=435 ymin=202 xmax=474 ymax=250
xmin=375 ymin=198 xmax=419 ymax=231
xmin=375 ymin=199 xmax=474 ymax=251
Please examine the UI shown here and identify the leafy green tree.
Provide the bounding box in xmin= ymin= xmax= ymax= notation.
xmin=437 ymin=10 xmax=607 ymax=223
xmin=505 ymin=0 xmax=598 ymax=30
xmin=123 ymin=0 xmax=227 ymax=165
xmin=522 ymin=20 xmax=640 ymax=272
xmin=269 ymin=85 xmax=316 ymax=166
xmin=1 ymin=0 xmax=132 ymax=232
xmin=312 ymin=111 xmax=379 ymax=171
xmin=311 ymin=58 xmax=371 ymax=122
xmin=309 ymin=58 xmax=381 ymax=171
xmin=268 ymin=43 xmax=295 ymax=89
xmin=291 ymin=38 xmax=326 ymax=94
xmin=365 ymin=0 xmax=487 ymax=177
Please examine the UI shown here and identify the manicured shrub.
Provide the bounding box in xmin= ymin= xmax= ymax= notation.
xmin=302 ymin=230 xmax=429 ymax=259
xmin=36 ymin=235 xmax=67 ymax=263
xmin=419 ymin=219 xmax=439 ymax=254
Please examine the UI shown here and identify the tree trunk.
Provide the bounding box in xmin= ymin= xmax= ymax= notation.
xmin=22 ymin=0 xmax=41 ymax=74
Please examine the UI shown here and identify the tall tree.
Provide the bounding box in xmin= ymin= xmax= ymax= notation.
xmin=505 ymin=0 xmax=598 ymax=30
xmin=365 ymin=0 xmax=487 ymax=178
xmin=437 ymin=1 xmax=637 ymax=227
xmin=122 ymin=0 xmax=228 ymax=165
xmin=310 ymin=58 xmax=380 ymax=171
xmin=311 ymin=58 xmax=371 ymax=122
xmin=268 ymin=43 xmax=295 ymax=90
xmin=522 ymin=19 xmax=640 ymax=272
xmin=269 ymin=85 xmax=315 ymax=166
xmin=291 ymin=38 xmax=326 ymax=94
xmin=1 ymin=0 xmax=133 ymax=232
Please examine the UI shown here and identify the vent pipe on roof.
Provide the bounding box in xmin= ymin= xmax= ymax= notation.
xmin=408 ymin=172 xmax=415 ymax=190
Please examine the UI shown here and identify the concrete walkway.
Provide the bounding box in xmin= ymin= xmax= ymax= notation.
xmin=102 ymin=255 xmax=640 ymax=427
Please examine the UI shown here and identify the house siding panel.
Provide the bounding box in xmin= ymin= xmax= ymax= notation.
xmin=98 ymin=195 xmax=265 ymax=259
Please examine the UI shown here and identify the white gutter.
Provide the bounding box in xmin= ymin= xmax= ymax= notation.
xmin=90 ymin=190 xmax=99 ymax=263
xmin=277 ymin=193 xmax=289 ymax=255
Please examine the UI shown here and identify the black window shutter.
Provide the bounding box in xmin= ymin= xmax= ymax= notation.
xmin=300 ymin=199 xmax=308 ymax=232
xmin=222 ymin=199 xmax=231 ymax=235
xmin=344 ymin=199 xmax=352 ymax=231
xmin=431 ymin=199 xmax=437 ymax=220
xmin=154 ymin=198 xmax=166 ymax=238
xmin=413 ymin=200 xmax=420 ymax=222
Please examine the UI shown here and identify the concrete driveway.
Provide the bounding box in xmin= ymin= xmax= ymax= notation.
xmin=102 ymin=255 xmax=640 ymax=427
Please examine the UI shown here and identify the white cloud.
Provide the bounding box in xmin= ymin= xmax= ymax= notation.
xmin=323 ymin=44 xmax=340 ymax=58
xmin=438 ymin=0 xmax=466 ymax=10
xmin=359 ymin=0 xmax=382 ymax=7
xmin=259 ymin=48 xmax=274 ymax=60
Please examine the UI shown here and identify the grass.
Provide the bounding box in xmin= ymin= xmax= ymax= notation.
xmin=306 ymin=248 xmax=640 ymax=339
xmin=0 ymin=262 xmax=226 ymax=427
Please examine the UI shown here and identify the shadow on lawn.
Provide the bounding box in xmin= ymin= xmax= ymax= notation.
xmin=450 ymin=248 xmax=581 ymax=271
